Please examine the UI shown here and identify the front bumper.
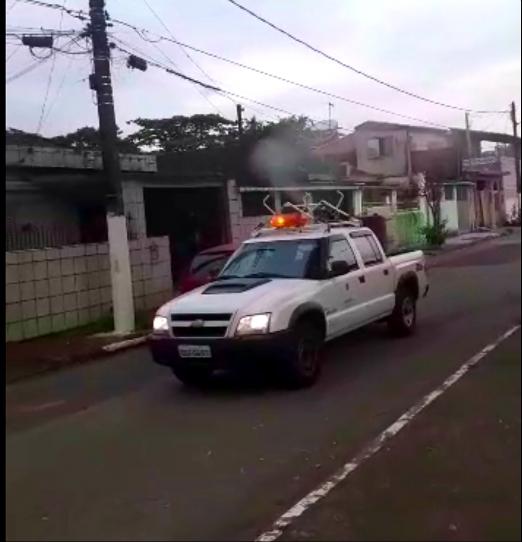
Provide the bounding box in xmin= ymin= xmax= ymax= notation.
xmin=148 ymin=331 xmax=293 ymax=370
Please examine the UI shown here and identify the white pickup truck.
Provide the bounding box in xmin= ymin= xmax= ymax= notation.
xmin=149 ymin=218 xmax=428 ymax=388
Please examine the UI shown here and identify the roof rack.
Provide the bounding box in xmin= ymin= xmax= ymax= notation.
xmin=251 ymin=191 xmax=361 ymax=238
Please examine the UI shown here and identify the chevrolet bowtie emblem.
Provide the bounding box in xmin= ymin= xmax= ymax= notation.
xmin=191 ymin=319 xmax=204 ymax=328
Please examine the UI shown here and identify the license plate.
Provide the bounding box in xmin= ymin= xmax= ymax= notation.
xmin=178 ymin=345 xmax=212 ymax=359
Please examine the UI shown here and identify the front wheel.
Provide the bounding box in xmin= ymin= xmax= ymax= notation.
xmin=281 ymin=320 xmax=323 ymax=388
xmin=171 ymin=366 xmax=213 ymax=387
xmin=388 ymin=288 xmax=417 ymax=337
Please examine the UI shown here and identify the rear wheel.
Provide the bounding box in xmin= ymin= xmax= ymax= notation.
xmin=171 ymin=366 xmax=213 ymax=387
xmin=388 ymin=287 xmax=417 ymax=337
xmin=281 ymin=320 xmax=323 ymax=388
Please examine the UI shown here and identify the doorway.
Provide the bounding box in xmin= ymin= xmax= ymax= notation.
xmin=144 ymin=186 xmax=227 ymax=282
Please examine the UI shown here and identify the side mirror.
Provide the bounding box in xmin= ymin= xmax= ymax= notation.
xmin=208 ymin=268 xmax=219 ymax=279
xmin=329 ymin=260 xmax=352 ymax=277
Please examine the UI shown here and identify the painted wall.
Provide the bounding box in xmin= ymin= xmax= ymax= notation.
xmin=5 ymin=236 xmax=172 ymax=342
xmin=354 ymin=128 xmax=452 ymax=176
xmin=354 ymin=128 xmax=408 ymax=176
xmin=440 ymin=185 xmax=459 ymax=232
xmin=387 ymin=211 xmax=425 ymax=250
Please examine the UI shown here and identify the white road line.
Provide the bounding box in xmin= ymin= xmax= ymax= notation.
xmin=256 ymin=324 xmax=521 ymax=542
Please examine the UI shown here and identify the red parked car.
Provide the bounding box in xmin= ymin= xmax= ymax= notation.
xmin=178 ymin=243 xmax=236 ymax=294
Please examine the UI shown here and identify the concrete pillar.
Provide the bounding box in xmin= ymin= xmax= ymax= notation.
xmin=489 ymin=185 xmax=497 ymax=229
xmin=107 ymin=214 xmax=135 ymax=333
xmin=353 ymin=189 xmax=363 ymax=216
xmin=390 ymin=189 xmax=398 ymax=213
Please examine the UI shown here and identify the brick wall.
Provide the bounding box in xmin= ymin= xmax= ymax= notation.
xmin=5 ymin=236 xmax=172 ymax=342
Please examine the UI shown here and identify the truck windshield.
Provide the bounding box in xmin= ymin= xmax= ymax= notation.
xmin=219 ymin=239 xmax=321 ymax=280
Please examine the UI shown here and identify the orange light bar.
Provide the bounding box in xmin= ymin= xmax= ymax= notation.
xmin=269 ymin=212 xmax=308 ymax=229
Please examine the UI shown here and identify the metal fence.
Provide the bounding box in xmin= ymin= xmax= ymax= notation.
xmin=6 ymin=224 xmax=82 ymax=251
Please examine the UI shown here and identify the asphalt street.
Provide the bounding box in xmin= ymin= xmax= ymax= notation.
xmin=6 ymin=231 xmax=521 ymax=541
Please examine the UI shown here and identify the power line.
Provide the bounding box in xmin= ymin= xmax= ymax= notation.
xmin=138 ymin=0 xmax=244 ymax=115
xmin=140 ymin=0 xmax=216 ymax=84
xmin=6 ymin=45 xmax=22 ymax=64
xmin=35 ymin=0 xmax=66 ymax=134
xmin=18 ymin=0 xmax=87 ymax=20
xmin=7 ymin=0 xmax=22 ymax=13
xmin=41 ymin=53 xmax=76 ymax=126
xmin=23 ymin=0 xmax=454 ymax=127
xmin=113 ymin=42 xmax=353 ymax=132
xmin=107 ymin=17 xmax=450 ymax=129
xmin=225 ymin=0 xmax=508 ymax=115
xmin=6 ymin=53 xmax=53 ymax=83
xmin=35 ymin=51 xmax=57 ymax=133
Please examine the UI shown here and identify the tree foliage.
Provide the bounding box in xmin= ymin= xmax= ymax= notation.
xmin=126 ymin=114 xmax=238 ymax=152
xmin=6 ymin=126 xmax=139 ymax=153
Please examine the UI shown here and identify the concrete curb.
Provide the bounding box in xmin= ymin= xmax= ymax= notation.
xmin=6 ymin=333 xmax=150 ymax=386
xmin=102 ymin=336 xmax=147 ymax=353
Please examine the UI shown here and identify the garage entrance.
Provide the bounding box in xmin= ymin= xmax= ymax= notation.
xmin=144 ymin=187 xmax=228 ymax=282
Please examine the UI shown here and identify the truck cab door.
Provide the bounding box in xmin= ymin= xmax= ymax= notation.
xmin=349 ymin=232 xmax=395 ymax=321
xmin=320 ymin=236 xmax=366 ymax=339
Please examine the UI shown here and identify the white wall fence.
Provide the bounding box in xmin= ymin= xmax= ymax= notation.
xmin=6 ymin=236 xmax=172 ymax=342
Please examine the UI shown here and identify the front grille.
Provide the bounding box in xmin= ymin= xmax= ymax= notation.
xmin=170 ymin=313 xmax=232 ymax=338
xmin=171 ymin=326 xmax=228 ymax=338
xmin=171 ymin=313 xmax=231 ymax=321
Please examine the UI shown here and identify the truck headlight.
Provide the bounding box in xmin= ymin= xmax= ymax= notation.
xmin=236 ymin=313 xmax=271 ymax=336
xmin=153 ymin=315 xmax=169 ymax=332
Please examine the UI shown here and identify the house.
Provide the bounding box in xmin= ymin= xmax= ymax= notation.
xmin=313 ymin=120 xmax=521 ymax=232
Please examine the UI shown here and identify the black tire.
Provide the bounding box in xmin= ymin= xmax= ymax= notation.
xmin=171 ymin=366 xmax=213 ymax=387
xmin=281 ymin=320 xmax=323 ymax=388
xmin=388 ymin=287 xmax=417 ymax=337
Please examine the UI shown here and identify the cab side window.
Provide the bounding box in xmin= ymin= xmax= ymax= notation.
xmin=328 ymin=238 xmax=358 ymax=271
xmin=352 ymin=234 xmax=383 ymax=266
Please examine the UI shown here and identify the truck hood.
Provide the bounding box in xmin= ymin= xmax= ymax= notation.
xmin=157 ymin=278 xmax=318 ymax=317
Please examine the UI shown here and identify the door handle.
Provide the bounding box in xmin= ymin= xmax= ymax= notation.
xmin=359 ymin=276 xmax=366 ymax=284
xmin=383 ymin=269 xmax=389 ymax=275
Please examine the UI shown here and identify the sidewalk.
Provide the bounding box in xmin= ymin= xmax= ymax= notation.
xmin=280 ymin=330 xmax=521 ymax=541
xmin=5 ymin=312 xmax=153 ymax=385
xmin=423 ymin=228 xmax=510 ymax=256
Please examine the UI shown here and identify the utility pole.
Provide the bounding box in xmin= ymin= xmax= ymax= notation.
xmin=465 ymin=111 xmax=483 ymax=227
xmin=88 ymin=0 xmax=134 ymax=333
xmin=464 ymin=111 xmax=473 ymax=158
xmin=328 ymin=102 xmax=334 ymax=131
xmin=511 ymin=101 xmax=521 ymax=195
xmin=236 ymin=104 xmax=244 ymax=137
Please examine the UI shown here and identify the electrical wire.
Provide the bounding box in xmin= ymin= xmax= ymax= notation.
xmin=139 ymin=0 xmax=237 ymax=116
xmin=6 ymin=53 xmax=53 ymax=83
xmin=7 ymin=0 xmax=22 ymax=13
xmin=113 ymin=42 xmax=352 ymax=132
xmin=6 ymin=45 xmax=22 ymax=64
xmin=107 ymin=17 xmax=450 ymax=129
xmin=41 ymin=54 xmax=75 ymax=126
xmin=35 ymin=0 xmax=67 ymax=134
xmin=18 ymin=0 xmax=87 ymax=20
xmin=140 ymin=0 xmax=216 ymax=84
xmin=225 ymin=0 xmax=508 ymax=115
xmin=21 ymin=0 xmax=490 ymax=126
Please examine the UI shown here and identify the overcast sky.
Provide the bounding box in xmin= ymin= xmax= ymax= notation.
xmin=6 ymin=0 xmax=521 ymax=138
